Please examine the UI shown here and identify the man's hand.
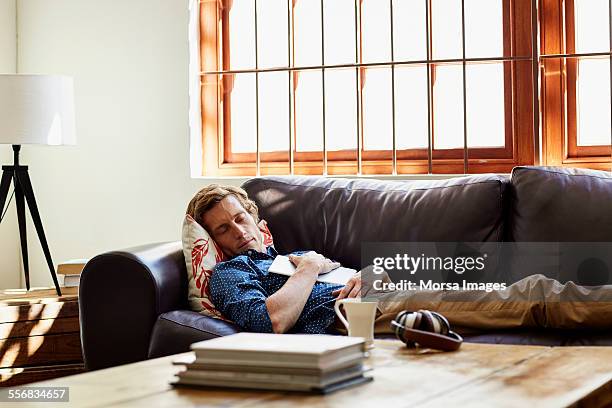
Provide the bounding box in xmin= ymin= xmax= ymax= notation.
xmin=265 ymin=251 xmax=338 ymax=334
xmin=332 ymin=272 xmax=362 ymax=300
xmin=288 ymin=252 xmax=340 ymax=275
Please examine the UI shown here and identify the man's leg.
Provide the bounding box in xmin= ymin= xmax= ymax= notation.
xmin=364 ymin=274 xmax=612 ymax=333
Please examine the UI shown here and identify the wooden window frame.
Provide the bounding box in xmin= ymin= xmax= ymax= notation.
xmin=541 ymin=0 xmax=612 ymax=169
xmin=199 ymin=0 xmax=535 ymax=177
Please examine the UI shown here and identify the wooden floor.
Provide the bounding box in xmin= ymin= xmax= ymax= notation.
xmin=0 ymin=287 xmax=84 ymax=386
xmin=10 ymin=340 xmax=612 ymax=407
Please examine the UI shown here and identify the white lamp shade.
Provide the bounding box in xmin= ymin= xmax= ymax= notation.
xmin=0 ymin=74 xmax=76 ymax=145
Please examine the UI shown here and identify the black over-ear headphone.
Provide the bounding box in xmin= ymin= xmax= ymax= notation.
xmin=391 ymin=310 xmax=463 ymax=351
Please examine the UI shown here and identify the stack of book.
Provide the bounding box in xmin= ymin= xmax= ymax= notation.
xmin=56 ymin=259 xmax=88 ymax=287
xmin=172 ymin=333 xmax=372 ymax=393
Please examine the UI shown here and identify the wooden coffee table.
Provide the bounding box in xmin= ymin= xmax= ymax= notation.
xmin=7 ymin=340 xmax=612 ymax=407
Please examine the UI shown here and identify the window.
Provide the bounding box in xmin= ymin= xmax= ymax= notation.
xmin=195 ymin=0 xmax=612 ymax=176
xmin=541 ymin=0 xmax=612 ymax=169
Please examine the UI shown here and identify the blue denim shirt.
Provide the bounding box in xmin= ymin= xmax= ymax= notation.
xmin=209 ymin=247 xmax=343 ymax=334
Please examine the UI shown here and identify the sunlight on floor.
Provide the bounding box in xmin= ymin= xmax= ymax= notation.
xmin=0 ymin=342 xmax=21 ymax=369
xmin=27 ymin=335 xmax=45 ymax=357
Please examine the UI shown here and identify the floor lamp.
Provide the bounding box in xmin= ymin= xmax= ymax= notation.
xmin=0 ymin=75 xmax=76 ymax=296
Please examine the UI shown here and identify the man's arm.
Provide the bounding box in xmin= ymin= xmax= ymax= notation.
xmin=209 ymin=261 xmax=276 ymax=333
xmin=266 ymin=252 xmax=339 ymax=334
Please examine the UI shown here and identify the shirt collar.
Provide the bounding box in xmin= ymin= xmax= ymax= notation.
xmin=239 ymin=245 xmax=277 ymax=259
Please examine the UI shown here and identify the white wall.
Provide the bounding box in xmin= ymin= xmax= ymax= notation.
xmin=7 ymin=0 xmax=244 ymax=289
xmin=0 ymin=0 xmax=21 ymax=289
xmin=0 ymin=0 xmax=16 ymax=70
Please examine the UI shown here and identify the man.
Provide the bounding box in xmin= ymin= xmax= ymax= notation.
xmin=187 ymin=185 xmax=610 ymax=338
xmin=186 ymin=184 xmax=361 ymax=334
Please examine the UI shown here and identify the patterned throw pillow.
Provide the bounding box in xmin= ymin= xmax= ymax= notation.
xmin=259 ymin=219 xmax=274 ymax=247
xmin=181 ymin=214 xmax=274 ymax=320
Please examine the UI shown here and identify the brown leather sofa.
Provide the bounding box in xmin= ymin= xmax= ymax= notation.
xmin=79 ymin=166 xmax=612 ymax=370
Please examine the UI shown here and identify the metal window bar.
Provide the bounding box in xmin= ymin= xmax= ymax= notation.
xmin=426 ymin=0 xmax=433 ymax=174
xmin=610 ymin=0 xmax=612 ymax=170
xmin=254 ymin=0 xmax=260 ymax=176
xmin=321 ymin=0 xmax=328 ymax=175
xmin=355 ymin=0 xmax=362 ymax=175
xmin=540 ymin=51 xmax=612 ymax=59
xmin=203 ymin=55 xmax=533 ymax=76
xmin=461 ymin=0 xmax=468 ymax=174
xmin=390 ymin=0 xmax=397 ymax=175
xmin=288 ymin=0 xmax=294 ymax=175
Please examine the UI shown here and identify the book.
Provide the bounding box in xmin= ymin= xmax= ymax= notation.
xmin=176 ymin=363 xmax=369 ymax=388
xmin=172 ymin=358 xmax=363 ymax=376
xmin=58 ymin=274 xmax=80 ymax=287
xmin=190 ymin=333 xmax=366 ymax=370
xmin=172 ymin=373 xmax=373 ymax=394
xmin=189 ymin=352 xmax=365 ymax=372
xmin=173 ymin=334 xmax=372 ymax=393
xmin=57 ymin=259 xmax=88 ymax=275
xmin=269 ymin=255 xmax=357 ymax=285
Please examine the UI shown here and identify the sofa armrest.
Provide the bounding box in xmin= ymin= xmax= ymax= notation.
xmin=79 ymin=241 xmax=187 ymax=370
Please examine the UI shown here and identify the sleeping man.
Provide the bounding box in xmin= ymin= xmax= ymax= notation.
xmin=187 ymin=184 xmax=362 ymax=334
xmin=187 ymin=184 xmax=612 ymax=335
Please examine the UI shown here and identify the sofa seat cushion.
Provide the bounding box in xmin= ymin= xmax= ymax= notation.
xmin=148 ymin=310 xmax=240 ymax=358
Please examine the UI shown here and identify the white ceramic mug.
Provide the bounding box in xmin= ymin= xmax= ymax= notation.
xmin=334 ymin=298 xmax=378 ymax=346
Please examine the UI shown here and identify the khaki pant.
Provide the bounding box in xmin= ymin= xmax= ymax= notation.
xmin=364 ymin=274 xmax=612 ymax=334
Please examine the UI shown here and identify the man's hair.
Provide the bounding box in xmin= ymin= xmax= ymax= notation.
xmin=186 ymin=184 xmax=260 ymax=229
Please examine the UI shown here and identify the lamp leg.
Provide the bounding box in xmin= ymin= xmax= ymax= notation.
xmin=0 ymin=169 xmax=12 ymax=221
xmin=14 ymin=173 xmax=30 ymax=290
xmin=15 ymin=169 xmax=62 ymax=296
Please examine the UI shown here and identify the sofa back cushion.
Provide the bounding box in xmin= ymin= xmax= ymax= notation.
xmin=242 ymin=175 xmax=508 ymax=270
xmin=509 ymin=166 xmax=612 ymax=241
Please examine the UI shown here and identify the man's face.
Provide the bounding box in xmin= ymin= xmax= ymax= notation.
xmin=202 ymin=195 xmax=265 ymax=258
